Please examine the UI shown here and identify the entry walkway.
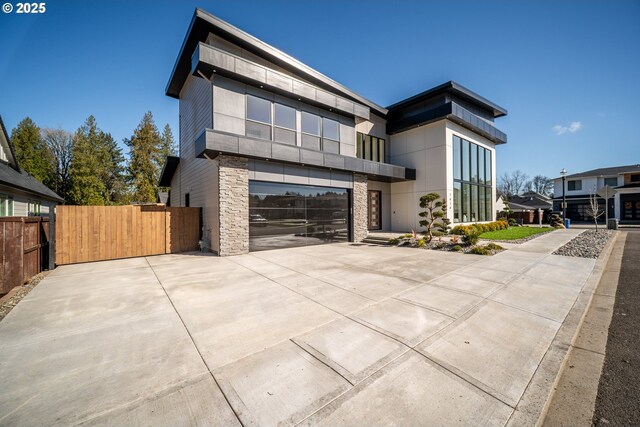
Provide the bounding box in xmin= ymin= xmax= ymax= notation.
xmin=0 ymin=229 xmax=604 ymax=426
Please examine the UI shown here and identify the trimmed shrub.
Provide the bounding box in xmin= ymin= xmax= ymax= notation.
xmin=462 ymin=231 xmax=480 ymax=246
xmin=508 ymin=218 xmax=518 ymax=227
xmin=417 ymin=239 xmax=426 ymax=248
xmin=485 ymin=243 xmax=504 ymax=251
xmin=470 ymin=246 xmax=491 ymax=255
xmin=388 ymin=238 xmax=399 ymax=245
xmin=431 ymin=230 xmax=444 ymax=237
xmin=451 ymin=245 xmax=462 ymax=252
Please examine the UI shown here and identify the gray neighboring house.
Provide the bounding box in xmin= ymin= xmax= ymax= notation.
xmin=160 ymin=9 xmax=508 ymax=255
xmin=552 ymin=164 xmax=640 ymax=223
xmin=0 ymin=116 xmax=64 ymax=217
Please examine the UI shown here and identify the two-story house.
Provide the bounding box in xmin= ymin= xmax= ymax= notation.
xmin=552 ymin=164 xmax=640 ymax=223
xmin=160 ymin=9 xmax=508 ymax=255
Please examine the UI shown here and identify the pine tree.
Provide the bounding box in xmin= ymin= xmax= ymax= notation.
xmin=159 ymin=123 xmax=177 ymax=162
xmin=126 ymin=112 xmax=162 ymax=203
xmin=68 ymin=116 xmax=126 ymax=205
xmin=11 ymin=117 xmax=54 ymax=186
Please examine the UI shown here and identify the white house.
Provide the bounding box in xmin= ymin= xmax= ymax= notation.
xmin=552 ymin=164 xmax=640 ymax=223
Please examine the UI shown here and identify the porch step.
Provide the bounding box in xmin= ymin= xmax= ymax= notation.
xmin=362 ymin=235 xmax=392 ymax=245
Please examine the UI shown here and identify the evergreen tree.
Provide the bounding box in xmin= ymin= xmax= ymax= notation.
xmin=11 ymin=117 xmax=54 ymax=186
xmin=159 ymin=123 xmax=177 ymax=161
xmin=68 ymin=116 xmax=126 ymax=205
xmin=126 ymin=112 xmax=162 ymax=203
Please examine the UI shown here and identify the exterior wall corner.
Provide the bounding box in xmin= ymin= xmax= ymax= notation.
xmin=353 ymin=173 xmax=368 ymax=242
xmin=218 ymin=155 xmax=249 ymax=256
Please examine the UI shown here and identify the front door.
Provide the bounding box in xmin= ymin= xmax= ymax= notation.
xmin=368 ymin=190 xmax=381 ymax=230
xmin=622 ymin=195 xmax=640 ymax=221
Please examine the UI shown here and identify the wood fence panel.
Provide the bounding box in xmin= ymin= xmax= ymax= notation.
xmin=0 ymin=217 xmax=49 ymax=295
xmin=55 ymin=206 xmax=201 ymax=265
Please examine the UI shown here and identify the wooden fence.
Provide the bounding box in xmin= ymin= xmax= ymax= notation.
xmin=55 ymin=205 xmax=201 ymax=265
xmin=0 ymin=217 xmax=50 ymax=295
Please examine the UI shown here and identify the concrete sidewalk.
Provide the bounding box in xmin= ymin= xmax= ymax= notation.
xmin=0 ymin=229 xmax=609 ymax=426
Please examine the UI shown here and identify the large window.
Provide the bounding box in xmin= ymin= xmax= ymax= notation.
xmin=356 ymin=132 xmax=386 ymax=163
xmin=604 ymin=177 xmax=618 ymax=187
xmin=245 ymin=95 xmax=342 ymax=152
xmin=453 ymin=135 xmax=492 ymax=223
xmin=249 ymin=181 xmax=349 ymax=251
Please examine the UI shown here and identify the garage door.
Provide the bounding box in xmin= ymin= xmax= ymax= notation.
xmin=249 ymin=181 xmax=349 ymax=251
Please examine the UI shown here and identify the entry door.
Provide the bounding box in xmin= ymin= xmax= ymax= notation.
xmin=622 ymin=197 xmax=640 ymax=220
xmin=368 ymin=191 xmax=381 ymax=230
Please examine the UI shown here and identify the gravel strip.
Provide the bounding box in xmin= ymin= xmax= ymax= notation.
xmin=553 ymin=229 xmax=615 ymax=258
xmin=0 ymin=272 xmax=47 ymax=322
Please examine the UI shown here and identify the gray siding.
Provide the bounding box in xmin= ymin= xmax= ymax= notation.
xmin=249 ymin=160 xmax=354 ymax=189
xmin=177 ymin=74 xmax=219 ymax=252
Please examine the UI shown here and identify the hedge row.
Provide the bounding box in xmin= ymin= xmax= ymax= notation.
xmin=451 ymin=220 xmax=509 ymax=235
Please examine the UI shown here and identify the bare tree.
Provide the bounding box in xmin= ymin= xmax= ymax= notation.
xmin=529 ymin=175 xmax=553 ymax=196
xmin=498 ymin=170 xmax=530 ymax=198
xmin=42 ymin=128 xmax=75 ymax=202
xmin=587 ymin=190 xmax=605 ymax=230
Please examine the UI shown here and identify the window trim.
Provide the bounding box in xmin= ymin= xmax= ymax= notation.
xmin=568 ymin=180 xmax=582 ymax=191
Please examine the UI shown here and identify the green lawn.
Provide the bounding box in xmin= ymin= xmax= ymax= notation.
xmin=479 ymin=226 xmax=554 ymax=241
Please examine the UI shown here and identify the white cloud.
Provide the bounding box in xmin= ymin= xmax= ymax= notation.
xmin=553 ymin=121 xmax=582 ymax=135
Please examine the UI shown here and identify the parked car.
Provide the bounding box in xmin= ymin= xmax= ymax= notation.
xmin=249 ymin=214 xmax=268 ymax=227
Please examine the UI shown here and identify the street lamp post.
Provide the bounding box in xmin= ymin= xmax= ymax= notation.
xmin=560 ymin=168 xmax=567 ymax=222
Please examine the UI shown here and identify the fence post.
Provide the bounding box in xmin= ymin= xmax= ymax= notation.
xmin=49 ymin=207 xmax=55 ymax=270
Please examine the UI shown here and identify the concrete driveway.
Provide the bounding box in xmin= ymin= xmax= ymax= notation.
xmin=0 ymin=229 xmax=601 ymax=426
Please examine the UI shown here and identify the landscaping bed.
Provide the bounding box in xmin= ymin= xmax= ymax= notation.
xmin=0 ymin=272 xmax=47 ymax=322
xmin=387 ymin=233 xmax=504 ymax=256
xmin=553 ymin=229 xmax=615 ymax=258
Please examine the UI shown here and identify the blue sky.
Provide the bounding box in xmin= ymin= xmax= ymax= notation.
xmin=1 ymin=0 xmax=639 ymax=180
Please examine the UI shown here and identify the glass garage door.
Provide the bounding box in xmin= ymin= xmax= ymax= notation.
xmin=249 ymin=181 xmax=349 ymax=251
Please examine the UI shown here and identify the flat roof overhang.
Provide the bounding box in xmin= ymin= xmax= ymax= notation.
xmin=387 ymin=81 xmax=507 ymax=119
xmin=387 ymin=102 xmax=507 ymax=145
xmin=195 ymin=129 xmax=415 ymax=183
xmin=166 ymin=9 xmax=388 ymax=116
xmin=192 ymin=43 xmax=370 ymax=120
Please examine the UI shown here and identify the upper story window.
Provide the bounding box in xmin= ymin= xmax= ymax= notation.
xmin=568 ymin=180 xmax=582 ymax=191
xmin=301 ymin=111 xmax=320 ymax=136
xmin=630 ymin=174 xmax=640 ymax=183
xmin=0 ymin=195 xmax=13 ymax=217
xmin=452 ymin=135 xmax=492 ymax=223
xmin=604 ymin=177 xmax=618 ymax=187
xmin=356 ymin=132 xmax=386 ymax=163
xmin=247 ymin=95 xmax=271 ymax=124
xmin=245 ymin=94 xmax=341 ymax=152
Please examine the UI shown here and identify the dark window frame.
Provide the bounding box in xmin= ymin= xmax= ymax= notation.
xmin=356 ymin=131 xmax=386 ymax=163
xmin=453 ymin=135 xmax=493 ymax=223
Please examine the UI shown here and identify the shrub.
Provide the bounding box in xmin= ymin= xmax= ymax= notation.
xmin=485 ymin=243 xmax=504 ymax=251
xmin=400 ymin=234 xmax=413 ymax=239
xmin=388 ymin=238 xmax=399 ymax=245
xmin=508 ymin=218 xmax=518 ymax=227
xmin=417 ymin=239 xmax=426 ymax=248
xmin=450 ymin=235 xmax=460 ymax=244
xmin=462 ymin=231 xmax=480 ymax=246
xmin=451 ymin=245 xmax=462 ymax=252
xmin=431 ymin=230 xmax=444 ymax=237
xmin=470 ymin=246 xmax=491 ymax=255
xmin=418 ymin=193 xmax=449 ymax=242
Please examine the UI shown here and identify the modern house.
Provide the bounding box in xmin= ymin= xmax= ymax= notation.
xmin=0 ymin=116 xmax=64 ymax=217
xmin=160 ymin=9 xmax=508 ymax=255
xmin=552 ymin=164 xmax=640 ymax=223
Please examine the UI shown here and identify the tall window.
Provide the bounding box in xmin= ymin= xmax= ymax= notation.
xmin=274 ymin=103 xmax=296 ymax=145
xmin=0 ymin=195 xmax=13 ymax=217
xmin=356 ymin=132 xmax=386 ymax=163
xmin=246 ymin=95 xmax=272 ymax=140
xmin=27 ymin=200 xmax=41 ymax=216
xmin=453 ymin=135 xmax=492 ymax=223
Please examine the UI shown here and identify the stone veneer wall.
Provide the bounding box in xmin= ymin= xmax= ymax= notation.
xmin=353 ymin=173 xmax=368 ymax=242
xmin=218 ymin=155 xmax=249 ymax=256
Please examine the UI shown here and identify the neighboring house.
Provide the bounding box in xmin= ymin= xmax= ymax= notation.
xmin=0 ymin=116 xmax=64 ymax=217
xmin=507 ymin=191 xmax=552 ymax=224
xmin=552 ymin=164 xmax=640 ymax=223
xmin=160 ymin=9 xmax=508 ymax=255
